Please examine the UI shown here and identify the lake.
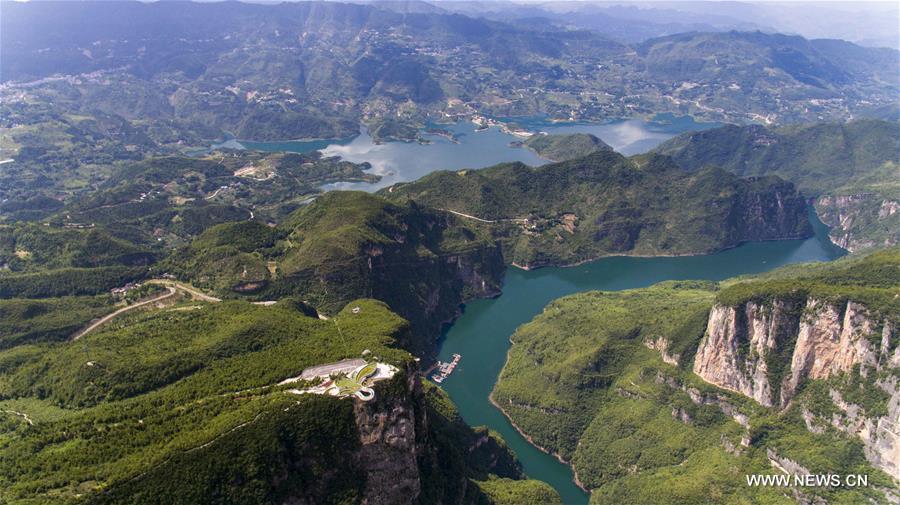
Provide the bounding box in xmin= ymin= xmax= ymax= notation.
xmin=239 ymin=114 xmax=719 ymax=191
xmin=433 ymin=211 xmax=845 ymax=505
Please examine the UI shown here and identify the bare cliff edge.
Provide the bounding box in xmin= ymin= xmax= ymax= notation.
xmin=693 ymin=298 xmax=900 ymax=479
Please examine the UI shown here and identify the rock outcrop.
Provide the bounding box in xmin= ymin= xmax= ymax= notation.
xmin=816 ymin=194 xmax=900 ymax=252
xmin=693 ymin=296 xmax=899 ymax=479
xmin=781 ymin=300 xmax=880 ymax=403
xmin=692 ymin=299 xmax=802 ymax=407
xmin=353 ymin=369 xmax=423 ymax=504
xmin=644 ymin=336 xmax=681 ymax=366
xmin=822 ymin=380 xmax=900 ymax=480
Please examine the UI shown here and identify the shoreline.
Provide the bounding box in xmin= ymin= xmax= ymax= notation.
xmin=488 ymin=391 xmax=591 ymax=494
xmin=509 ymin=231 xmax=820 ymax=271
xmin=487 ymin=331 xmax=590 ymax=494
xmin=448 ymin=224 xmax=834 ymax=498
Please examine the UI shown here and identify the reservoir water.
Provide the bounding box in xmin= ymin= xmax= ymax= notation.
xmin=240 ymin=115 xmax=842 ymax=503
xmin=240 ymin=115 xmax=718 ymax=191
xmin=434 ymin=212 xmax=845 ymax=505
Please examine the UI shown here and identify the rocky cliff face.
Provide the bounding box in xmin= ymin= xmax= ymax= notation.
xmin=816 ymin=194 xmax=900 ymax=252
xmin=692 ymin=299 xmax=802 ymax=407
xmin=809 ymin=378 xmax=900 ymax=481
xmin=693 ymin=297 xmax=898 ymax=479
xmin=340 ymin=363 xmax=529 ymax=504
xmin=728 ymin=178 xmax=813 ymax=245
xmin=781 ymin=300 xmax=881 ymax=403
xmin=366 ymin=240 xmax=505 ymax=356
xmin=352 ymin=368 xmax=423 ymax=504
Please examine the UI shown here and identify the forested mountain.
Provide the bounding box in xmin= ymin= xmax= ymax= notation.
xmin=3 ymin=1 xmax=896 ymax=148
xmin=0 ymin=295 xmax=558 ymax=504
xmin=654 ymin=120 xmax=899 ymax=195
xmin=164 ymin=191 xmax=505 ymax=356
xmin=493 ymin=247 xmax=900 ymax=504
xmin=385 ymin=151 xmax=812 ymax=268
xmin=521 ymin=133 xmax=613 ymax=161
xmin=655 ymin=119 xmax=900 ymax=251
xmin=1 ymin=2 xmax=897 ymax=503
xmin=3 ymin=2 xmax=897 ymax=211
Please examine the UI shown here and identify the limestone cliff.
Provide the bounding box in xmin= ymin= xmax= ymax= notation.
xmin=693 ymin=297 xmax=899 ymax=479
xmin=352 ymin=369 xmax=423 ymax=504
xmin=780 ymin=300 xmax=881 ymax=403
xmin=352 ymin=365 xmax=544 ymax=505
xmin=692 ymin=299 xmax=802 ymax=407
xmin=816 ymin=194 xmax=900 ymax=252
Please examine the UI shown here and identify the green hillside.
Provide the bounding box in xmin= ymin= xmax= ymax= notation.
xmin=165 ymin=191 xmax=505 ymax=356
xmin=654 ymin=120 xmax=900 ymax=252
xmin=492 ymin=248 xmax=900 ymax=504
xmin=384 ymin=151 xmax=812 ymax=268
xmin=653 ymin=119 xmax=899 ymax=197
xmin=0 ymin=297 xmax=556 ymax=504
xmin=522 ymin=133 xmax=613 ymax=161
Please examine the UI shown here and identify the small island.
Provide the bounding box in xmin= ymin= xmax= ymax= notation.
xmin=517 ymin=133 xmax=613 ymax=161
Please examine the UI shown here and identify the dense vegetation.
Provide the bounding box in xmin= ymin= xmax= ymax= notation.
xmin=0 ymin=224 xmax=155 ymax=270
xmin=0 ymin=298 xmax=404 ymax=502
xmin=2 ymin=1 xmax=897 ymax=209
xmin=165 ymin=191 xmax=505 ymax=356
xmin=655 ymin=119 xmax=900 ymax=251
xmin=0 ymin=297 xmax=555 ymax=504
xmin=35 ymin=152 xmax=377 ymax=244
xmin=0 ymin=296 xmax=113 ymax=349
xmin=716 ymin=246 xmax=900 ymax=316
xmin=2 ymin=2 xmax=897 ymax=502
xmin=654 ymin=119 xmax=899 ymax=196
xmin=385 ymin=151 xmax=812 ymax=267
xmin=493 ymin=249 xmax=900 ymax=504
xmin=5 ymin=2 xmax=896 ymax=140
xmin=521 ymin=133 xmax=612 ymax=161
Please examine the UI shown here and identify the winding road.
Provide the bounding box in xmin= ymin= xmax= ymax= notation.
xmin=71 ymin=287 xmax=177 ymax=341
xmin=71 ymin=280 xmax=223 ymax=341
xmin=145 ymin=280 xmax=222 ymax=302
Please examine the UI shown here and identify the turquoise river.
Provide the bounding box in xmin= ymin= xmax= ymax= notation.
xmin=240 ymin=116 xmax=845 ymax=504
xmin=434 ymin=212 xmax=845 ymax=505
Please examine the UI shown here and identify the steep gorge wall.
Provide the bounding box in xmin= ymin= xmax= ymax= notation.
xmin=816 ymin=194 xmax=900 ymax=252
xmin=351 ymin=368 xmax=424 ymax=504
xmin=269 ymin=240 xmax=505 ymax=358
xmin=692 ymin=297 xmax=899 ymax=478
xmin=728 ymin=179 xmax=813 ymax=245
xmin=366 ymin=242 xmax=505 ymax=356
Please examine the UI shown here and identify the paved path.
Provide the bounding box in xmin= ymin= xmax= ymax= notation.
xmin=1 ymin=410 xmax=33 ymax=425
xmin=145 ymin=280 xmax=222 ymax=302
xmin=71 ymin=280 xmax=223 ymax=340
xmin=71 ymin=287 xmax=177 ymax=341
xmin=439 ymin=208 xmax=528 ymax=224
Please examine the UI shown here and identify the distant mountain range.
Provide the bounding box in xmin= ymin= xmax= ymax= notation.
xmin=3 ymin=1 xmax=897 ymax=149
xmin=434 ymin=1 xmax=900 ymax=50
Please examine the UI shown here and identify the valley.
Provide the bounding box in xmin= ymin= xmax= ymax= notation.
xmin=1 ymin=2 xmax=898 ymax=504
xmin=436 ymin=210 xmax=846 ymax=504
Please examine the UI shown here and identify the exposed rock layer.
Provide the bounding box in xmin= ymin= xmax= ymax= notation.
xmin=693 ymin=297 xmax=898 ymax=479
xmin=816 ymin=194 xmax=900 ymax=252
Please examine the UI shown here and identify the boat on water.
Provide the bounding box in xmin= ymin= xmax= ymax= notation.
xmin=431 ymin=353 xmax=461 ymax=383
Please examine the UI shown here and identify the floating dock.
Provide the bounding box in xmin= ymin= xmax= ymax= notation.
xmin=431 ymin=353 xmax=461 ymax=383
